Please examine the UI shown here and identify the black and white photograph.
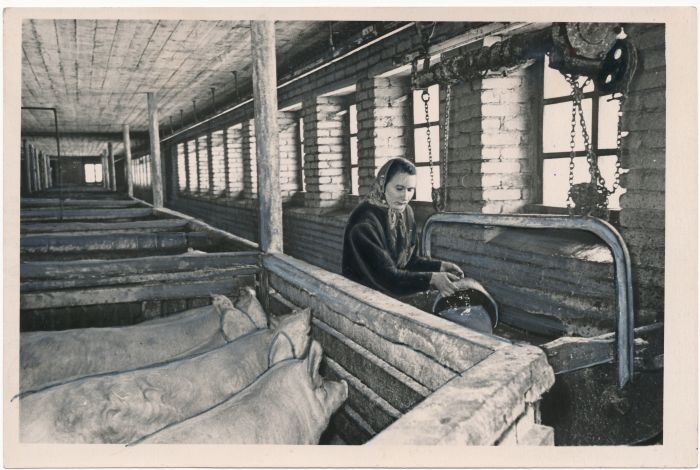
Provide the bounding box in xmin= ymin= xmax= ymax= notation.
xmin=3 ymin=5 xmax=697 ymax=468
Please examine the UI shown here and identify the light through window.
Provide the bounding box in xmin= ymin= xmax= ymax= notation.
xmin=413 ymin=83 xmax=440 ymax=202
xmin=84 ymin=163 xmax=102 ymax=184
xmin=177 ymin=143 xmax=187 ymax=191
xmin=541 ymin=56 xmax=625 ymax=209
xmin=348 ymin=104 xmax=359 ymax=195
xmin=298 ymin=116 xmax=305 ymax=192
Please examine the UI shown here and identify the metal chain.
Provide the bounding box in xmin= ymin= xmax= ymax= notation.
xmin=566 ymin=75 xmax=579 ymax=211
xmin=436 ymin=84 xmax=452 ymax=213
xmin=422 ymin=90 xmax=435 ymax=191
xmin=565 ymin=75 xmax=612 ymax=211
xmin=610 ymin=94 xmax=625 ymax=194
xmin=573 ymin=80 xmax=609 ymax=200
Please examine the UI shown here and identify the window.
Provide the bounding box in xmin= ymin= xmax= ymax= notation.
xmin=134 ymin=155 xmax=151 ymax=188
xmin=177 ymin=143 xmax=187 ymax=191
xmin=84 ymin=163 xmax=102 ymax=184
xmin=347 ymin=104 xmax=359 ymax=195
xmin=226 ymin=124 xmax=243 ymax=196
xmin=541 ymin=56 xmax=625 ymax=209
xmin=196 ymin=135 xmax=210 ymax=193
xmin=412 ymin=83 xmax=440 ymax=202
xmin=210 ymin=130 xmax=226 ymax=196
xmin=187 ymin=140 xmax=198 ymax=193
xmin=298 ymin=116 xmax=305 ymax=192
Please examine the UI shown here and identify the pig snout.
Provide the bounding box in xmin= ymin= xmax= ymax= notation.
xmin=315 ymin=378 xmax=348 ymax=418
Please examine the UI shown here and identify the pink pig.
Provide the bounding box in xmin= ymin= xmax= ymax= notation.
xmin=19 ymin=309 xmax=311 ymax=444
xmin=139 ymin=340 xmax=348 ymax=445
xmin=20 ymin=291 xmax=266 ymax=393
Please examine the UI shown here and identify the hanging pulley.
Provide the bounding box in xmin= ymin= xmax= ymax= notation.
xmin=595 ymin=39 xmax=638 ymax=95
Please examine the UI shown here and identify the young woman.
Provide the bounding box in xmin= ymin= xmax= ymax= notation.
xmin=342 ymin=157 xmax=464 ymax=297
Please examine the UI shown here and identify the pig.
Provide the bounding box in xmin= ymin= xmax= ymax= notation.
xmin=20 ymin=294 xmax=259 ymax=393
xmin=19 ymin=308 xmax=312 ymax=444
xmin=137 ymin=340 xmax=348 ymax=445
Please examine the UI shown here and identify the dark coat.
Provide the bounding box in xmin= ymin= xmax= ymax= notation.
xmin=342 ymin=201 xmax=442 ymax=296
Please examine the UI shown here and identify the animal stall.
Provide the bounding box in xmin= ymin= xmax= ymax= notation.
xmin=18 ymin=192 xmax=555 ymax=446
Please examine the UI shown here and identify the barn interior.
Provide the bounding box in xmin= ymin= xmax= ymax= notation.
xmin=18 ymin=18 xmax=665 ymax=447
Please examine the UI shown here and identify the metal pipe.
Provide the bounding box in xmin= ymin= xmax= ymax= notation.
xmin=412 ymin=24 xmax=608 ymax=89
xmin=421 ymin=212 xmax=634 ymax=388
xmin=161 ymin=22 xmax=414 ymax=144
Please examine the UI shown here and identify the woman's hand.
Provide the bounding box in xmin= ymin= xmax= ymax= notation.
xmin=430 ymin=272 xmax=461 ymax=297
xmin=440 ymin=261 xmax=464 ymax=278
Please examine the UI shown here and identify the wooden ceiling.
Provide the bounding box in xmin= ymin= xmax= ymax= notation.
xmin=21 ymin=19 xmax=371 ymax=157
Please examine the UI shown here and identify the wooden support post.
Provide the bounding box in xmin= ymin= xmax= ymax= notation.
xmin=31 ymin=146 xmax=41 ymax=192
xmin=147 ymin=92 xmax=164 ymax=208
xmin=23 ymin=139 xmax=32 ymax=193
xmin=38 ymin=151 xmax=46 ymax=190
xmin=28 ymin=145 xmax=35 ymax=192
xmin=123 ymin=124 xmax=133 ymax=197
xmin=37 ymin=149 xmax=44 ymax=190
xmin=108 ymin=142 xmax=116 ymax=191
xmin=101 ymin=150 xmax=109 ymax=188
xmin=43 ymin=153 xmax=51 ymax=188
xmin=250 ymin=20 xmax=283 ymax=253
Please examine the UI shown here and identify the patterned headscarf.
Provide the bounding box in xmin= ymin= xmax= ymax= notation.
xmin=363 ymin=157 xmax=417 ymax=208
xmin=363 ymin=157 xmax=416 ymax=267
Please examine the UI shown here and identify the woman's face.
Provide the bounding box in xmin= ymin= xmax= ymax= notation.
xmin=384 ymin=171 xmax=416 ymax=213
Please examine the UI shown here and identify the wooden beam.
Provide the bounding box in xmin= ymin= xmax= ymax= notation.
xmin=23 ymin=139 xmax=33 ymax=193
xmin=20 ymin=251 xmax=260 ymax=280
xmin=22 ymin=130 xmax=149 ymax=140
xmin=250 ymin=20 xmax=283 ymax=253
xmin=21 ymin=218 xmax=188 ymax=234
xmin=147 ymin=92 xmax=164 ymax=208
xmin=20 ymin=198 xmax=142 ymax=208
xmin=29 ymin=147 xmax=38 ymax=191
xmin=264 ymin=254 xmax=505 ymax=373
xmin=101 ymin=150 xmax=108 ymax=188
xmin=312 ymin=318 xmax=430 ymax=413
xmin=20 ymin=230 xmax=222 ymax=255
xmin=541 ymin=323 xmax=663 ymax=374
xmin=108 ymin=141 xmax=116 ymax=191
xmin=123 ymin=124 xmax=133 ymax=197
xmin=324 ymin=357 xmax=402 ymax=433
xmin=38 ymin=151 xmax=46 ymax=190
xmin=31 ymin=146 xmax=41 ymax=192
xmin=21 ymin=265 xmax=258 ymax=292
xmin=43 ymin=151 xmax=52 ymax=188
xmin=38 ymin=148 xmax=44 ymax=190
xmin=20 ymin=207 xmax=153 ymax=222
xmin=20 ymin=277 xmax=254 ymax=310
xmin=43 ymin=151 xmax=50 ymax=189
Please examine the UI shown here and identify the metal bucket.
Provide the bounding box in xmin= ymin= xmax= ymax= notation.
xmin=431 ymin=278 xmax=499 ymax=335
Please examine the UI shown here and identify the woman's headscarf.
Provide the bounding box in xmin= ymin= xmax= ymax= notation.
xmin=363 ymin=157 xmax=416 ymax=267
xmin=363 ymin=157 xmax=416 ymax=209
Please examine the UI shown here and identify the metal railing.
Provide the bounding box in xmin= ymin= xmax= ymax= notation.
xmin=421 ymin=212 xmax=635 ymax=388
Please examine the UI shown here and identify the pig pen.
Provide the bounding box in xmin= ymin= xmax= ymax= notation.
xmin=262 ymin=253 xmax=555 ymax=445
xmin=19 ymin=193 xmax=555 ymax=445
xmin=20 ymin=197 xmax=259 ymax=331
